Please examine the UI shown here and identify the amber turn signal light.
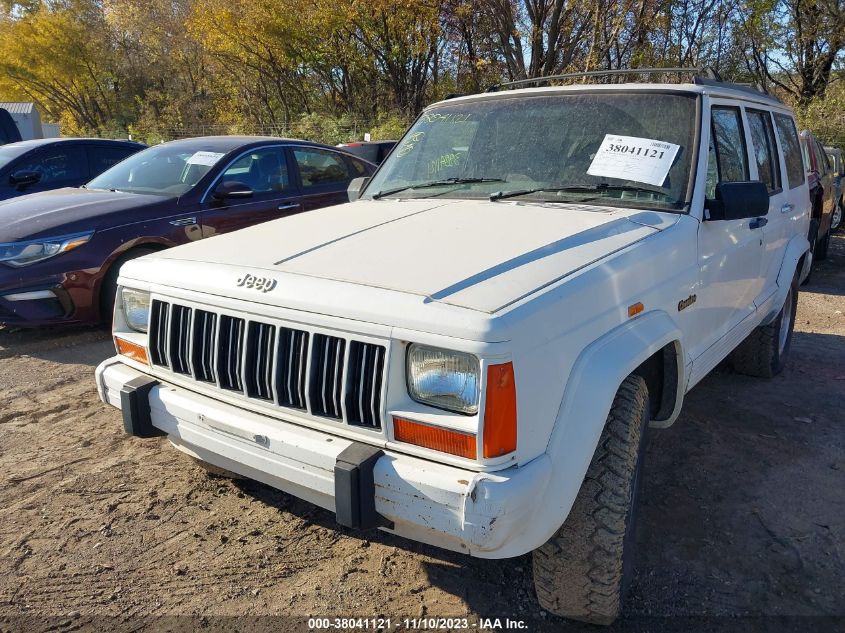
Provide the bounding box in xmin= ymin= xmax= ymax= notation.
xmin=483 ymin=362 xmax=517 ymax=458
xmin=628 ymin=302 xmax=644 ymax=317
xmin=115 ymin=337 xmax=149 ymax=365
xmin=393 ymin=417 xmax=477 ymax=459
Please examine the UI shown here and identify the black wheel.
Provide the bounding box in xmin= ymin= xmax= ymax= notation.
xmin=816 ymin=228 xmax=830 ymax=261
xmin=731 ymin=273 xmax=798 ymax=378
xmin=532 ymin=375 xmax=649 ymax=625
xmin=802 ymin=220 xmax=818 ymax=286
xmin=99 ymin=247 xmax=158 ymax=325
xmin=832 ymin=200 xmax=842 ymax=232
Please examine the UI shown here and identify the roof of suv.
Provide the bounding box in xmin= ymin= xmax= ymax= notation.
xmin=430 ymin=81 xmax=789 ymax=111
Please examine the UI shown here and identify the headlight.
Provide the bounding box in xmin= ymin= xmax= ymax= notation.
xmin=0 ymin=232 xmax=93 ymax=268
xmin=406 ymin=344 xmax=480 ymax=414
xmin=121 ymin=287 xmax=150 ymax=332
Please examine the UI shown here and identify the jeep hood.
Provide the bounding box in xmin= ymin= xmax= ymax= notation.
xmin=151 ymin=199 xmax=677 ymax=314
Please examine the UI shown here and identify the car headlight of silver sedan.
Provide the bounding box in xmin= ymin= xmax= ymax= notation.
xmin=120 ymin=287 xmax=151 ymax=333
xmin=0 ymin=231 xmax=93 ymax=267
xmin=406 ymin=344 xmax=480 ymax=414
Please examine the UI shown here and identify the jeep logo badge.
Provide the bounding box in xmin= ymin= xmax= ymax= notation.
xmin=236 ymin=273 xmax=277 ymax=293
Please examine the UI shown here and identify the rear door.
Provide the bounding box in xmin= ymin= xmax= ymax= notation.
xmin=291 ymin=146 xmax=357 ymax=211
xmin=199 ymin=145 xmax=303 ymax=237
xmin=771 ymin=111 xmax=810 ymax=271
xmin=744 ymin=107 xmax=789 ymax=304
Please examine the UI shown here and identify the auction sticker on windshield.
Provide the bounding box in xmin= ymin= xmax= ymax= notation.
xmin=587 ymin=134 xmax=680 ymax=187
xmin=187 ymin=151 xmax=226 ymax=166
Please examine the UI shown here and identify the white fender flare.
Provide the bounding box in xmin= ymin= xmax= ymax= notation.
xmin=501 ymin=311 xmax=684 ymax=557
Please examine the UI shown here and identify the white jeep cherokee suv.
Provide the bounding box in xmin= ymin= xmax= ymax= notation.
xmin=96 ymin=75 xmax=811 ymax=624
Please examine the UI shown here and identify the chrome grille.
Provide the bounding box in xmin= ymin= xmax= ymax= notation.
xmin=217 ymin=315 xmax=245 ymax=392
xmin=148 ymin=300 xmax=387 ymax=430
xmin=309 ymin=334 xmax=345 ymax=420
xmin=150 ymin=300 xmax=170 ymax=367
xmin=277 ymin=328 xmax=308 ymax=410
xmin=345 ymin=342 xmax=386 ymax=428
xmin=245 ymin=322 xmax=275 ymax=401
xmin=169 ymin=305 xmax=193 ymax=375
xmin=191 ymin=310 xmax=217 ymax=383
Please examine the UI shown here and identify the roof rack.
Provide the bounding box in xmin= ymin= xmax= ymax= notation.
xmin=482 ymin=66 xmax=782 ymax=103
xmin=485 ymin=67 xmax=706 ymax=92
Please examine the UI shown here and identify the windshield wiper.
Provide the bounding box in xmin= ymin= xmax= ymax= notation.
xmin=371 ymin=177 xmax=505 ymax=200
xmin=490 ymin=183 xmax=669 ymax=202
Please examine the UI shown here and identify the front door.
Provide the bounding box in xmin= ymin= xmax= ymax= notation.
xmin=200 ymin=146 xmax=303 ymax=238
xmin=689 ymin=102 xmax=765 ymax=361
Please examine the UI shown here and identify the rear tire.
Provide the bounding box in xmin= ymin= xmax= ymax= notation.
xmin=832 ymin=200 xmax=842 ymax=232
xmin=99 ymin=247 xmax=158 ymax=325
xmin=731 ymin=273 xmax=798 ymax=378
xmin=532 ymin=375 xmax=649 ymax=625
xmin=816 ymin=228 xmax=830 ymax=261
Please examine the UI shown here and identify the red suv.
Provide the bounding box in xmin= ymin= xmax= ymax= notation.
xmin=800 ymin=130 xmax=835 ymax=262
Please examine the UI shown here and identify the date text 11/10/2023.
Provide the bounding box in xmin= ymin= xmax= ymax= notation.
xmin=307 ymin=617 xmax=529 ymax=630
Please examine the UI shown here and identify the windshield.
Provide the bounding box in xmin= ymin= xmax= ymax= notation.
xmin=87 ymin=144 xmax=228 ymax=196
xmin=364 ymin=92 xmax=698 ymax=210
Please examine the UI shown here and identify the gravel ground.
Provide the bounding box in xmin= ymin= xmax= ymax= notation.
xmin=0 ymin=236 xmax=843 ymax=633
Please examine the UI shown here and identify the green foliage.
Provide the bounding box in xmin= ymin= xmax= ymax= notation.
xmin=0 ymin=0 xmax=841 ymax=143
xmin=796 ymin=81 xmax=845 ymax=148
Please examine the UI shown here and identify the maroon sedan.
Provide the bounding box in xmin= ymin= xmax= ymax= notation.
xmin=0 ymin=136 xmax=375 ymax=326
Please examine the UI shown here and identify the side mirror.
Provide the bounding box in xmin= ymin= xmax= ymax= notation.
xmin=10 ymin=170 xmax=41 ymax=190
xmin=347 ymin=176 xmax=370 ymax=202
xmin=212 ymin=181 xmax=253 ymax=201
xmin=705 ymin=181 xmax=769 ymax=221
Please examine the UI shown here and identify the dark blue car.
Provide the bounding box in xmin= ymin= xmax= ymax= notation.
xmin=0 ymin=138 xmax=146 ymax=200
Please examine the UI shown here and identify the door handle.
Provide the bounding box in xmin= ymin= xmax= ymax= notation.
xmin=749 ymin=217 xmax=768 ymax=229
xmin=781 ymin=203 xmax=794 ymax=214
xmin=277 ymin=202 xmax=301 ymax=211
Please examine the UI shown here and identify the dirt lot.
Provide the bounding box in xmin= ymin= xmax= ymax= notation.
xmin=1 ymin=237 xmax=844 ymax=633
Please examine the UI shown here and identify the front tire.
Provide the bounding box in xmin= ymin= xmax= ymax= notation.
xmin=731 ymin=274 xmax=798 ymax=378
xmin=532 ymin=375 xmax=649 ymax=625
xmin=831 ymin=200 xmax=842 ymax=232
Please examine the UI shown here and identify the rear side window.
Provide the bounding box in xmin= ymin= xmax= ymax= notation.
xmin=347 ymin=157 xmax=370 ymax=177
xmin=746 ymin=110 xmax=781 ymax=193
xmin=293 ymin=148 xmax=351 ymax=187
xmin=773 ymin=114 xmax=804 ymax=189
xmin=815 ymin=140 xmax=830 ymax=175
xmin=706 ymin=107 xmax=748 ymax=198
xmin=87 ymin=145 xmax=138 ymax=177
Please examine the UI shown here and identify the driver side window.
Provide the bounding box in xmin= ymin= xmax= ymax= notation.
xmin=221 ymin=148 xmax=290 ymax=194
xmin=706 ymin=107 xmax=749 ymax=199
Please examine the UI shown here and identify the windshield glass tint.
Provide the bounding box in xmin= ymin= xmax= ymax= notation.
xmin=87 ymin=144 xmax=224 ymax=196
xmin=365 ymin=92 xmax=698 ymax=210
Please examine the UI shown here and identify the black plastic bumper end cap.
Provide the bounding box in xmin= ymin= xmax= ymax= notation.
xmin=119 ymin=375 xmax=163 ymax=438
xmin=335 ymin=442 xmax=390 ymax=530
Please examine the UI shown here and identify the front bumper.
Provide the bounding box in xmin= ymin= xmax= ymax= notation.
xmin=96 ymin=357 xmax=552 ymax=558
